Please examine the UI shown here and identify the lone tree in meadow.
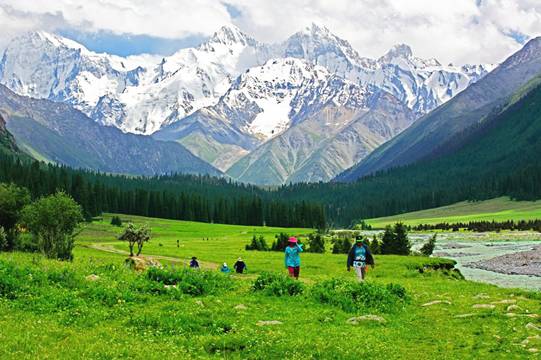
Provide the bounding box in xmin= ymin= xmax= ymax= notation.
xmin=21 ymin=192 xmax=83 ymax=261
xmin=119 ymin=223 xmax=151 ymax=256
xmin=381 ymin=223 xmax=411 ymax=255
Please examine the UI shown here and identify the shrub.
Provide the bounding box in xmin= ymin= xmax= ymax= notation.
xmin=245 ymin=235 xmax=269 ymax=251
xmin=0 ymin=183 xmax=31 ymax=250
xmin=332 ymin=237 xmax=352 ymax=254
xmin=110 ymin=216 xmax=122 ymax=227
xmin=310 ymin=278 xmax=407 ymax=313
xmin=307 ymin=233 xmax=325 ymax=253
xmin=0 ymin=226 xmax=6 ymax=250
xmin=252 ymin=272 xmax=304 ymax=296
xmin=369 ymin=235 xmax=381 ymax=255
xmin=271 ymin=233 xmax=290 ymax=251
xmin=20 ymin=192 xmax=83 ymax=260
xmin=146 ymin=267 xmax=234 ymax=296
xmin=14 ymin=233 xmax=39 ymax=253
xmin=420 ymin=234 xmax=437 ymax=256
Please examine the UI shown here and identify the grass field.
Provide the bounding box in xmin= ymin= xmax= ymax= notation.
xmin=366 ymin=197 xmax=541 ymax=228
xmin=1 ymin=214 xmax=540 ymax=359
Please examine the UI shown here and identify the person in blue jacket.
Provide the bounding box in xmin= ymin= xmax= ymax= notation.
xmin=347 ymin=236 xmax=375 ymax=282
xmin=285 ymin=236 xmax=303 ymax=279
xmin=220 ymin=262 xmax=231 ymax=274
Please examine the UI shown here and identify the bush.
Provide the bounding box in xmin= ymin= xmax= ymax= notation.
xmin=307 ymin=233 xmax=325 ymax=253
xmin=0 ymin=183 xmax=31 ymax=251
xmin=20 ymin=192 xmax=83 ymax=260
xmin=420 ymin=234 xmax=437 ymax=256
xmin=271 ymin=233 xmax=290 ymax=251
xmin=0 ymin=226 xmax=6 ymax=250
xmin=252 ymin=272 xmax=304 ymax=296
xmin=310 ymin=278 xmax=408 ymax=313
xmin=146 ymin=267 xmax=234 ymax=296
xmin=245 ymin=235 xmax=269 ymax=251
xmin=332 ymin=237 xmax=352 ymax=254
xmin=369 ymin=235 xmax=381 ymax=255
xmin=110 ymin=216 xmax=122 ymax=227
xmin=14 ymin=233 xmax=40 ymax=253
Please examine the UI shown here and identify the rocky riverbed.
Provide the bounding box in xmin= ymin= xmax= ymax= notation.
xmin=468 ymin=245 xmax=541 ymax=277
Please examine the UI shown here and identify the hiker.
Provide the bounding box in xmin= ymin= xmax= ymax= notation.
xmin=189 ymin=256 xmax=200 ymax=269
xmin=220 ymin=262 xmax=231 ymax=274
xmin=233 ymin=257 xmax=247 ymax=274
xmin=285 ymin=236 xmax=303 ymax=279
xmin=347 ymin=236 xmax=375 ymax=282
xmin=176 ymin=239 xmax=179 ymax=248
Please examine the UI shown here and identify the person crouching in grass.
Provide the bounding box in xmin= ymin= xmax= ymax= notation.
xmin=285 ymin=236 xmax=303 ymax=279
xmin=347 ymin=236 xmax=375 ymax=281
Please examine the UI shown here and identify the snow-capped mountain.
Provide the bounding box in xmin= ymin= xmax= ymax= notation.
xmin=0 ymin=24 xmax=495 ymax=183
xmin=154 ymin=57 xmax=373 ymax=170
xmin=0 ymin=24 xmax=492 ymax=136
xmin=282 ymin=24 xmax=495 ymax=115
xmin=0 ymin=26 xmax=273 ymax=134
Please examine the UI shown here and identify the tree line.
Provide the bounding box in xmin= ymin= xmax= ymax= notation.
xmin=413 ymin=219 xmax=541 ymax=232
xmin=0 ymin=154 xmax=325 ymax=229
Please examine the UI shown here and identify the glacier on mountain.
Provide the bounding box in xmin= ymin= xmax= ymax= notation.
xmin=0 ymin=24 xmax=493 ymax=136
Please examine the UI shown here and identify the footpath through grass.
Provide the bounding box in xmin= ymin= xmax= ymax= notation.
xmin=367 ymin=197 xmax=541 ymax=228
xmin=1 ymin=214 xmax=540 ymax=359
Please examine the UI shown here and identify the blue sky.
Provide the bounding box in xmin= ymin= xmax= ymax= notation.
xmin=59 ymin=29 xmax=207 ymax=56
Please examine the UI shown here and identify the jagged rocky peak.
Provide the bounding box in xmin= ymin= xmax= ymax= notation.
xmin=383 ymin=43 xmax=414 ymax=59
xmin=206 ymin=24 xmax=255 ymax=46
xmin=16 ymin=30 xmax=86 ymax=52
xmin=379 ymin=43 xmax=441 ymax=67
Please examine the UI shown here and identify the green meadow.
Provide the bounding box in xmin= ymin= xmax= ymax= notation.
xmin=1 ymin=214 xmax=540 ymax=359
xmin=366 ymin=197 xmax=541 ymax=228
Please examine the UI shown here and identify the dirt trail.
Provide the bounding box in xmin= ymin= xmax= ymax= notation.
xmin=82 ymin=243 xmax=220 ymax=270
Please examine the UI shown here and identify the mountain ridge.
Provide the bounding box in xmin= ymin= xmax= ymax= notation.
xmin=336 ymin=36 xmax=541 ymax=182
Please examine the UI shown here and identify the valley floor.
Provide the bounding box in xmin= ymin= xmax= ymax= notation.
xmin=1 ymin=214 xmax=540 ymax=359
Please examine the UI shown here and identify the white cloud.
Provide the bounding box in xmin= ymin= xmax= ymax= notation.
xmin=0 ymin=0 xmax=540 ymax=64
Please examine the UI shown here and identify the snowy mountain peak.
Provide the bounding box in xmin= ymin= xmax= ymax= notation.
xmin=9 ymin=31 xmax=87 ymax=53
xmin=302 ymin=23 xmax=332 ymax=36
xmin=207 ymin=24 xmax=254 ymax=46
xmin=383 ymin=43 xmax=413 ymax=60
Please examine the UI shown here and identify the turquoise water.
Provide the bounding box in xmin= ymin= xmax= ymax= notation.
xmin=416 ymin=232 xmax=541 ymax=291
xmin=362 ymin=230 xmax=541 ymax=291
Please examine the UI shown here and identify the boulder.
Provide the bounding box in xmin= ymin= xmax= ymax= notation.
xmin=491 ymin=299 xmax=516 ymax=305
xmin=235 ymin=304 xmax=248 ymax=311
xmin=257 ymin=320 xmax=283 ymax=326
xmin=506 ymin=305 xmax=522 ymax=312
xmin=347 ymin=315 xmax=386 ymax=325
xmin=421 ymin=300 xmax=452 ymax=307
xmin=526 ymin=323 xmax=541 ymax=332
xmin=85 ymin=274 xmax=100 ymax=281
xmin=454 ymin=313 xmax=476 ymax=318
xmin=472 ymin=304 xmax=496 ymax=309
xmin=125 ymin=256 xmax=162 ymax=271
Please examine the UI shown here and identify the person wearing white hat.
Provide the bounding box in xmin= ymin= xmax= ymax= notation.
xmin=234 ymin=257 xmax=247 ymax=274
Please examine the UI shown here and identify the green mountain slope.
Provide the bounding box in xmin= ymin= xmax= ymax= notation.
xmin=275 ymin=81 xmax=541 ymax=226
xmin=0 ymin=85 xmax=221 ymax=176
xmin=0 ymin=113 xmax=20 ymax=155
xmin=366 ymin=197 xmax=541 ymax=228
